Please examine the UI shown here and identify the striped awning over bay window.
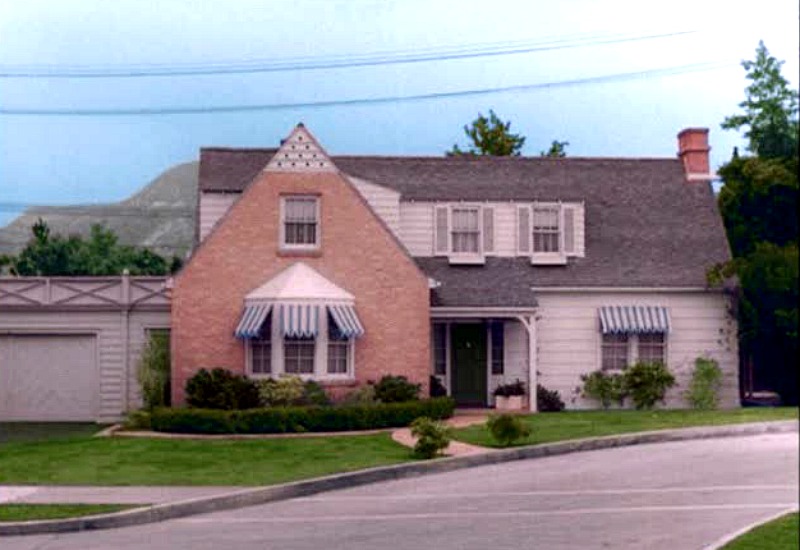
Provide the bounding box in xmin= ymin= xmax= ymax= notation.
xmin=234 ymin=303 xmax=272 ymax=339
xmin=279 ymin=303 xmax=320 ymax=338
xmin=328 ymin=304 xmax=365 ymax=338
xmin=599 ymin=306 xmax=671 ymax=335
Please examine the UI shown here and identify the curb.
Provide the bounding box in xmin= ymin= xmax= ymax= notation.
xmin=701 ymin=506 xmax=799 ymax=550
xmin=1 ymin=419 xmax=796 ymax=536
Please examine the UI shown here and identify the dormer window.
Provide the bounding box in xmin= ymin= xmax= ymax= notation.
xmin=532 ymin=206 xmax=560 ymax=253
xmin=281 ymin=196 xmax=319 ymax=249
xmin=434 ymin=204 xmax=495 ymax=264
xmin=518 ymin=202 xmax=581 ymax=265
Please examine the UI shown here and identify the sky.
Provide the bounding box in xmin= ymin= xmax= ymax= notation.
xmin=0 ymin=0 xmax=798 ymax=226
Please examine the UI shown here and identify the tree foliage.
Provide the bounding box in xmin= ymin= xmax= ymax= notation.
xmin=449 ymin=110 xmax=526 ymax=156
xmin=540 ymin=140 xmax=569 ymax=157
xmin=1 ymin=219 xmax=182 ymax=276
xmin=714 ymin=41 xmax=799 ymax=405
xmin=722 ymin=41 xmax=799 ymax=159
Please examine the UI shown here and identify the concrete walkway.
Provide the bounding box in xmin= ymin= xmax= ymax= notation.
xmin=391 ymin=411 xmax=491 ymax=456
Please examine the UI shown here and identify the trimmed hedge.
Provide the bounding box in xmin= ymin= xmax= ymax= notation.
xmin=148 ymin=397 xmax=456 ymax=434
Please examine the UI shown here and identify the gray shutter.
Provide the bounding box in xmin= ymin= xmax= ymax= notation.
xmin=517 ymin=205 xmax=531 ymax=254
xmin=434 ymin=205 xmax=449 ymax=255
xmin=482 ymin=206 xmax=494 ymax=254
xmin=563 ymin=205 xmax=575 ymax=255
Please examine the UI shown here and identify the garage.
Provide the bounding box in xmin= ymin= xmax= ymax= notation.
xmin=0 ymin=334 xmax=98 ymax=422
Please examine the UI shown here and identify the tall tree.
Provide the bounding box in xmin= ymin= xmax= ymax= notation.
xmin=714 ymin=41 xmax=799 ymax=405
xmin=448 ymin=110 xmax=526 ymax=156
xmin=540 ymin=140 xmax=569 ymax=158
xmin=722 ymin=41 xmax=799 ymax=159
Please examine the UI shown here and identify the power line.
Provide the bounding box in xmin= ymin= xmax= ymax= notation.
xmin=0 ymin=61 xmax=735 ymax=116
xmin=0 ymin=30 xmax=696 ymax=78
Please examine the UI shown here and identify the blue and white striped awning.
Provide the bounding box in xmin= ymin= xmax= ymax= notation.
xmin=279 ymin=303 xmax=320 ymax=338
xmin=234 ymin=303 xmax=272 ymax=339
xmin=328 ymin=304 xmax=365 ymax=338
xmin=599 ymin=306 xmax=671 ymax=335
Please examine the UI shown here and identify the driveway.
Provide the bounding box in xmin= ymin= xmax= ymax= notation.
xmin=2 ymin=433 xmax=797 ymax=549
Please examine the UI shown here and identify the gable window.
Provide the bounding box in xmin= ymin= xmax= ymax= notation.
xmin=638 ymin=333 xmax=666 ymax=364
xmin=251 ymin=317 xmax=272 ymax=375
xmin=284 ymin=336 xmax=315 ymax=374
xmin=601 ymin=333 xmax=629 ymax=371
xmin=327 ymin=316 xmax=350 ymax=374
xmin=282 ymin=196 xmax=319 ymax=248
xmin=532 ymin=206 xmax=560 ymax=253
xmin=451 ymin=207 xmax=480 ymax=254
xmin=490 ymin=322 xmax=504 ymax=375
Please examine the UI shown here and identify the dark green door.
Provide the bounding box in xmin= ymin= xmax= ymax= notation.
xmin=451 ymin=323 xmax=487 ymax=406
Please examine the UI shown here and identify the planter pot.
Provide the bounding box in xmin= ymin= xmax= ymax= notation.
xmin=495 ymin=395 xmax=524 ymax=411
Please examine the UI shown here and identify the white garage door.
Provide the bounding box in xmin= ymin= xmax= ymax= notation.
xmin=0 ymin=334 xmax=98 ymax=421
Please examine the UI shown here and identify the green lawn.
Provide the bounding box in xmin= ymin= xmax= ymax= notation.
xmin=0 ymin=423 xmax=106 ymax=444
xmin=720 ymin=512 xmax=799 ymax=550
xmin=0 ymin=433 xmax=413 ymax=486
xmin=0 ymin=504 xmax=137 ymax=522
xmin=452 ymin=408 xmax=799 ymax=448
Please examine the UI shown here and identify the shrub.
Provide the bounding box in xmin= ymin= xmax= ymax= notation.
xmin=623 ymin=361 xmax=676 ymax=410
xmin=342 ymin=383 xmax=378 ymax=405
xmin=410 ymin=417 xmax=451 ymax=458
xmin=136 ymin=330 xmax=171 ymax=410
xmin=258 ymin=376 xmax=305 ymax=407
xmin=373 ymin=375 xmax=421 ymax=403
xmin=185 ymin=368 xmax=260 ymax=410
xmin=487 ymin=413 xmax=532 ymax=446
xmin=580 ymin=371 xmax=627 ymax=409
xmin=125 ymin=410 xmax=152 ymax=430
xmin=149 ymin=397 xmax=457 ymax=434
xmin=494 ymin=379 xmax=526 ymax=397
xmin=685 ymin=357 xmax=723 ymax=409
xmin=301 ymin=380 xmax=331 ymax=407
xmin=536 ymin=384 xmax=565 ymax=412
xmin=429 ymin=375 xmax=448 ymax=398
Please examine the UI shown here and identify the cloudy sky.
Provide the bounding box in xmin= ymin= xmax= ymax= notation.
xmin=0 ymin=0 xmax=798 ymax=225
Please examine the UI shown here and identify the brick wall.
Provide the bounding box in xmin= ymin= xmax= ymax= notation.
xmin=171 ymin=170 xmax=431 ymax=404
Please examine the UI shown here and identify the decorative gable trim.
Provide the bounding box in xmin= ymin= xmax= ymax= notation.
xmin=265 ymin=124 xmax=337 ymax=173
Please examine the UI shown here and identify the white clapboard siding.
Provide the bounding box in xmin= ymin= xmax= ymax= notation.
xmin=347 ymin=177 xmax=402 ymax=237
xmin=0 ymin=309 xmax=171 ymax=422
xmin=489 ymin=320 xmax=529 ymax=405
xmin=527 ymin=291 xmax=739 ymax=410
xmin=399 ymin=202 xmax=435 ymax=256
xmin=199 ymin=192 xmax=240 ymax=242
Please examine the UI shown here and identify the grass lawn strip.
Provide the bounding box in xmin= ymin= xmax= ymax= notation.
xmin=0 ymin=433 xmax=413 ymax=486
xmin=0 ymin=423 xmax=106 ymax=444
xmin=720 ymin=511 xmax=799 ymax=550
xmin=0 ymin=504 xmax=138 ymax=522
xmin=452 ymin=408 xmax=798 ymax=448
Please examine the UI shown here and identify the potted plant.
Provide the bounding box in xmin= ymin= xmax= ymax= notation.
xmin=493 ymin=379 xmax=526 ymax=411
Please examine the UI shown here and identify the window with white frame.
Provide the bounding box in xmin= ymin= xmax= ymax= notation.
xmin=282 ymin=196 xmax=319 ymax=247
xmin=532 ymin=205 xmax=560 ymax=253
xmin=451 ymin=207 xmax=480 ymax=254
xmin=284 ymin=337 xmax=315 ymax=374
xmin=601 ymin=333 xmax=629 ymax=371
xmin=327 ymin=316 xmax=350 ymax=375
xmin=637 ymin=333 xmax=666 ymax=364
xmin=250 ymin=317 xmax=272 ymax=375
xmin=432 ymin=324 xmax=447 ymax=376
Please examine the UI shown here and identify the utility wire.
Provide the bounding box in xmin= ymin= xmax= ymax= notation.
xmin=0 ymin=30 xmax=696 ymax=78
xmin=0 ymin=61 xmax=735 ymax=116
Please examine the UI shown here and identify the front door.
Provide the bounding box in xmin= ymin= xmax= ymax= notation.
xmin=451 ymin=323 xmax=487 ymax=407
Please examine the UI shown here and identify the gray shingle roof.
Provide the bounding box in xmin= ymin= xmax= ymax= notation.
xmin=199 ymin=148 xmax=731 ymax=302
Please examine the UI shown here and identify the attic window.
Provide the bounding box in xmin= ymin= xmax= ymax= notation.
xmin=533 ymin=206 xmax=560 ymax=253
xmin=281 ymin=196 xmax=319 ymax=249
xmin=434 ymin=204 xmax=495 ymax=264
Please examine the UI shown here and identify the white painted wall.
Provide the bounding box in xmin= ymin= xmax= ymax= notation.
xmin=348 ymin=177 xmax=401 ymax=237
xmin=199 ymin=192 xmax=239 ymax=242
xmin=489 ymin=319 xmax=529 ymax=406
xmin=531 ymin=291 xmax=739 ymax=410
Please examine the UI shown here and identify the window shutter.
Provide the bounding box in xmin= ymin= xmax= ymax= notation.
xmin=563 ymin=205 xmax=575 ymax=255
xmin=482 ymin=206 xmax=494 ymax=254
xmin=517 ymin=205 xmax=531 ymax=254
xmin=434 ymin=206 xmax=450 ymax=255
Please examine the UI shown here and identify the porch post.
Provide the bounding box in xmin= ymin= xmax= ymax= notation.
xmin=517 ymin=314 xmax=538 ymax=413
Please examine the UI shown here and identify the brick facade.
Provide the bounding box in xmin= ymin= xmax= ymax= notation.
xmin=171 ymin=169 xmax=431 ymax=404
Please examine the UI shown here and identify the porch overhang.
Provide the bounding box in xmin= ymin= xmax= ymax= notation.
xmin=431 ymin=306 xmax=537 ymax=319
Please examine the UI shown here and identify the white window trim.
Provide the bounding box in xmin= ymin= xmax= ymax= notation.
xmin=445 ymin=203 xmax=486 ymax=265
xmin=598 ymin=332 xmax=670 ymax=373
xmin=530 ymin=202 xmax=567 ymax=265
xmin=280 ymin=195 xmax=321 ymax=251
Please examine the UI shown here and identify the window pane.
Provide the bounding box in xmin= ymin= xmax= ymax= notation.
xmin=533 ymin=206 xmax=560 ymax=253
xmin=327 ymin=315 xmax=349 ymax=374
xmin=284 ymin=197 xmax=318 ymax=246
xmin=491 ymin=322 xmax=504 ymax=375
xmin=451 ymin=207 xmax=480 ymax=253
xmin=602 ymin=333 xmax=629 ymax=371
xmin=638 ymin=333 xmax=665 ymax=364
xmin=285 ymin=337 xmax=315 ymax=374
xmin=251 ymin=317 xmax=272 ymax=374
xmin=433 ymin=324 xmax=447 ymax=375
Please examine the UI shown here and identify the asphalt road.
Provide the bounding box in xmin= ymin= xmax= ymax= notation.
xmin=4 ymin=433 xmax=798 ymax=550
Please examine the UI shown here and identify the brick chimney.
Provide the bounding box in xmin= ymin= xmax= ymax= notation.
xmin=677 ymin=128 xmax=711 ymax=181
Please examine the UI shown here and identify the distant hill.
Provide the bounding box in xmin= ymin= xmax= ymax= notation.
xmin=0 ymin=161 xmax=199 ymax=258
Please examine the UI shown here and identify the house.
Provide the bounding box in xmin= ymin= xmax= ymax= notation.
xmin=171 ymin=124 xmax=739 ymax=410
